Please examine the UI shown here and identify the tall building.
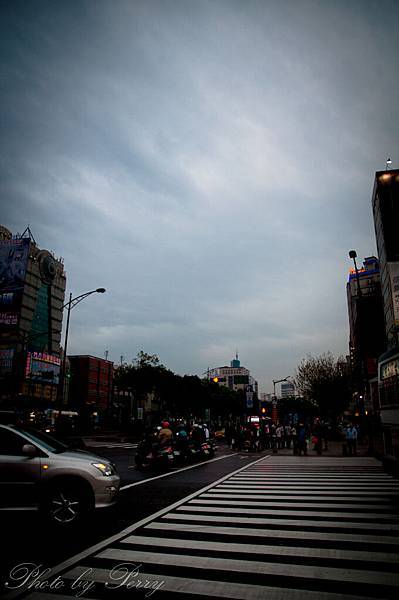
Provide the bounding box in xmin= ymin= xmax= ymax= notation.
xmin=68 ymin=355 xmax=113 ymax=429
xmin=372 ymin=170 xmax=399 ymax=344
xmin=346 ymin=256 xmax=385 ymax=412
xmin=207 ymin=353 xmax=258 ymax=394
xmin=281 ymin=381 xmax=295 ymax=398
xmin=371 ymin=169 xmax=399 ymax=463
xmin=0 ymin=226 xmax=66 ymax=408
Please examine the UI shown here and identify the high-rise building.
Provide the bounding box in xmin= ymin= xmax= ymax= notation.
xmin=372 ymin=170 xmax=399 ymax=344
xmin=371 ymin=169 xmax=399 ymax=463
xmin=207 ymin=353 xmax=258 ymax=394
xmin=346 ymin=256 xmax=385 ymax=413
xmin=281 ymin=381 xmax=295 ymax=398
xmin=0 ymin=226 xmax=66 ymax=408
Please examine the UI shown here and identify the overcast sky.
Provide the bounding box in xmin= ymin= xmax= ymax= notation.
xmin=1 ymin=0 xmax=399 ymax=394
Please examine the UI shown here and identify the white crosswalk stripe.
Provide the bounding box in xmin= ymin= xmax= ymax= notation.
xmin=84 ymin=441 xmax=137 ymax=449
xmin=10 ymin=455 xmax=399 ymax=600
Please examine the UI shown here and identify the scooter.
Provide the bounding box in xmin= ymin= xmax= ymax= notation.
xmin=135 ymin=440 xmax=174 ymax=470
xmin=201 ymin=440 xmax=215 ymax=458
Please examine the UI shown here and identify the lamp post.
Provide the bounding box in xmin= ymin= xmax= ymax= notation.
xmin=349 ymin=250 xmax=368 ymax=421
xmin=349 ymin=250 xmax=362 ymax=299
xmin=272 ymin=376 xmax=291 ymax=423
xmin=59 ymin=288 xmax=106 ymax=405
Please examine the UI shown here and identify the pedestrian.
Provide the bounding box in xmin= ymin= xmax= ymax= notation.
xmin=276 ymin=423 xmax=284 ymax=449
xmin=312 ymin=419 xmax=323 ymax=455
xmin=285 ymin=424 xmax=292 ymax=449
xmin=346 ymin=424 xmax=358 ymax=456
xmin=291 ymin=425 xmax=298 ymax=454
xmin=297 ymin=423 xmax=308 ymax=456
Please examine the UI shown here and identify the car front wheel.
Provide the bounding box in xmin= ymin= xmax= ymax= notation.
xmin=43 ymin=483 xmax=91 ymax=526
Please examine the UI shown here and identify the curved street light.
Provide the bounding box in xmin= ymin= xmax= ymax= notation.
xmin=272 ymin=376 xmax=292 ymax=424
xmin=59 ymin=288 xmax=106 ymax=404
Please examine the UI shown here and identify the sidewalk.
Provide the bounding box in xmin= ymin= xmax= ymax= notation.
xmin=236 ymin=439 xmax=373 ymax=458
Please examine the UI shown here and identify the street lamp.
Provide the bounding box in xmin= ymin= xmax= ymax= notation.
xmin=272 ymin=376 xmax=291 ymax=423
xmin=349 ymin=250 xmax=362 ymax=298
xmin=59 ymin=288 xmax=106 ymax=404
xmin=349 ymin=250 xmax=368 ymax=418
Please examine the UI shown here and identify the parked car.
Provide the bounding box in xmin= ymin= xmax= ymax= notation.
xmin=0 ymin=424 xmax=120 ymax=525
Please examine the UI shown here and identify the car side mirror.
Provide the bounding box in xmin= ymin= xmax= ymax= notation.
xmin=22 ymin=444 xmax=38 ymax=457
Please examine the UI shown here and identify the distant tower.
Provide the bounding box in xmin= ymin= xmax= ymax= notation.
xmin=230 ymin=351 xmax=240 ymax=368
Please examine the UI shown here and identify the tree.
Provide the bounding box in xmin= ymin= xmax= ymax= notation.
xmin=294 ymin=352 xmax=350 ymax=418
xmin=134 ymin=351 xmax=162 ymax=368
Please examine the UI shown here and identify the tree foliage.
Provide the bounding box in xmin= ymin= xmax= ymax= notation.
xmin=294 ymin=352 xmax=350 ymax=417
xmin=114 ymin=351 xmax=245 ymax=421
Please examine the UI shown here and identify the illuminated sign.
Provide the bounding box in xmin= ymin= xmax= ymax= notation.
xmin=25 ymin=351 xmax=61 ymax=384
xmin=380 ymin=358 xmax=399 ymax=381
xmin=0 ymin=238 xmax=29 ymax=291
xmin=0 ymin=312 xmax=18 ymax=326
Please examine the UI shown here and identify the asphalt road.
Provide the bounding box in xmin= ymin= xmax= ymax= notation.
xmin=2 ymin=451 xmax=399 ymax=600
xmin=0 ymin=444 xmax=258 ymax=591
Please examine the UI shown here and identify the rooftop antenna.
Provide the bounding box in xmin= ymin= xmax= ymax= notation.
xmin=19 ymin=225 xmax=37 ymax=245
xmin=386 ymin=158 xmax=392 ymax=171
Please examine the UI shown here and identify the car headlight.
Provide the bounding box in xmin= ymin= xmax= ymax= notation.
xmin=92 ymin=462 xmax=114 ymax=476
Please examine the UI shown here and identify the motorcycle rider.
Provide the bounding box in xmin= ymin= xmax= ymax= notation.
xmin=158 ymin=421 xmax=173 ymax=448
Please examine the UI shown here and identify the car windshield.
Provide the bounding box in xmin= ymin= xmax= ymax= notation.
xmin=14 ymin=426 xmax=69 ymax=453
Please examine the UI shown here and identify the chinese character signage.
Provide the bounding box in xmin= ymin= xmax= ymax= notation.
xmin=26 ymin=351 xmax=61 ymax=385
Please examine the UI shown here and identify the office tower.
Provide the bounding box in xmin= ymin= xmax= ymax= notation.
xmin=0 ymin=226 xmax=66 ymax=407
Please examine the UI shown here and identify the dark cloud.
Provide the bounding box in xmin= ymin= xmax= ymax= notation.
xmin=1 ymin=0 xmax=398 ymax=391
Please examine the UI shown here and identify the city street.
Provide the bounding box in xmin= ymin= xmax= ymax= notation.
xmin=2 ymin=449 xmax=399 ymax=600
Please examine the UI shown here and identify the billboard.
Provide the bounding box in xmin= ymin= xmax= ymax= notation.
xmin=0 ymin=238 xmax=30 ymax=326
xmin=388 ymin=262 xmax=399 ymax=328
xmin=25 ymin=351 xmax=61 ymax=385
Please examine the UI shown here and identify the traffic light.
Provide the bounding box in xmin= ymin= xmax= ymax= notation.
xmin=261 ymin=407 xmax=267 ymax=414
xmin=212 ymin=377 xmax=219 ymax=383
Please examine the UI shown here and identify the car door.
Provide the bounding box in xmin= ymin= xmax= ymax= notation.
xmin=0 ymin=428 xmax=42 ymax=508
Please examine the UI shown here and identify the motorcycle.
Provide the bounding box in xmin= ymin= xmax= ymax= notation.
xmin=173 ymin=435 xmax=190 ymax=466
xmin=201 ymin=440 xmax=215 ymax=458
xmin=135 ymin=440 xmax=174 ymax=470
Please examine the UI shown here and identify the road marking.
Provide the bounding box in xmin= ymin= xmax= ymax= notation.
xmin=7 ymin=454 xmax=399 ymax=600
xmin=121 ymin=452 xmax=239 ymax=490
xmin=145 ymin=520 xmax=399 ymax=545
xmin=119 ymin=534 xmax=399 ymax=563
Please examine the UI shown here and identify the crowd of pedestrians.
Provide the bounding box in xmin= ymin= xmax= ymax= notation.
xmin=224 ymin=419 xmax=343 ymax=456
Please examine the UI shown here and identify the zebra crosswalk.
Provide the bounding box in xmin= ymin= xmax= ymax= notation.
xmin=9 ymin=455 xmax=399 ymax=599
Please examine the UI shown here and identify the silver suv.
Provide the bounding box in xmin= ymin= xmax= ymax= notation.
xmin=0 ymin=424 xmax=120 ymax=525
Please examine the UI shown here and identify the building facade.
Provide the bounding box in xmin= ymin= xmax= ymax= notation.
xmin=0 ymin=226 xmax=66 ymax=409
xmin=372 ymin=170 xmax=399 ymax=345
xmin=207 ymin=354 xmax=258 ymax=395
xmin=346 ymin=256 xmax=386 ymax=413
xmin=372 ymin=169 xmax=399 ymax=463
xmin=68 ymin=355 xmax=113 ymax=429
xmin=281 ymin=381 xmax=295 ymax=398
